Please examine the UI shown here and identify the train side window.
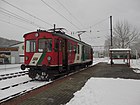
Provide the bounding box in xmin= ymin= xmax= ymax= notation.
xmin=38 ymin=38 xmax=52 ymax=52
xmin=26 ymin=40 xmax=36 ymax=52
xmin=59 ymin=40 xmax=62 ymax=52
xmin=54 ymin=39 xmax=59 ymax=52
xmin=74 ymin=45 xmax=77 ymax=53
xmin=69 ymin=42 xmax=72 ymax=52
xmin=71 ymin=43 xmax=73 ymax=51
xmin=68 ymin=42 xmax=71 ymax=51
xmin=54 ymin=39 xmax=62 ymax=52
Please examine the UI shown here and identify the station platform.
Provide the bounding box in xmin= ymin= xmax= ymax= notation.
xmin=3 ymin=62 xmax=140 ymax=105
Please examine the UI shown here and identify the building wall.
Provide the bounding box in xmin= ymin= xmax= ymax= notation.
xmin=11 ymin=51 xmax=20 ymax=64
xmin=11 ymin=42 xmax=24 ymax=63
xmin=0 ymin=50 xmax=20 ymax=64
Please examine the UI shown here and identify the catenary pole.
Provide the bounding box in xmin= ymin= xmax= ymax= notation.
xmin=110 ymin=16 xmax=113 ymax=65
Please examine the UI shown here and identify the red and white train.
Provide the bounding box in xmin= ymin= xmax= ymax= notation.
xmin=21 ymin=28 xmax=93 ymax=80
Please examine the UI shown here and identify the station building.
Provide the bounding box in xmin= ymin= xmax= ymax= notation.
xmin=0 ymin=42 xmax=24 ymax=64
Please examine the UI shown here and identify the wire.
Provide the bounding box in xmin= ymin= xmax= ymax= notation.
xmin=90 ymin=17 xmax=109 ymax=28
xmin=83 ymin=17 xmax=109 ymax=31
xmin=1 ymin=0 xmax=52 ymax=27
xmin=53 ymin=0 xmax=84 ymax=28
xmin=0 ymin=18 xmax=31 ymax=30
xmin=40 ymin=0 xmax=81 ymax=30
xmin=0 ymin=8 xmax=45 ymax=29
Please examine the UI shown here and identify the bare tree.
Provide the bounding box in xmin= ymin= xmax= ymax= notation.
xmin=131 ymin=41 xmax=140 ymax=58
xmin=113 ymin=21 xmax=139 ymax=48
xmin=104 ymin=20 xmax=140 ymax=57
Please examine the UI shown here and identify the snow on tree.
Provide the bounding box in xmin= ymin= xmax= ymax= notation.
xmin=113 ymin=21 xmax=139 ymax=48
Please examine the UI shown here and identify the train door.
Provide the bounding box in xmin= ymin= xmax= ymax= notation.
xmin=61 ymin=39 xmax=68 ymax=68
xmin=82 ymin=45 xmax=85 ymax=61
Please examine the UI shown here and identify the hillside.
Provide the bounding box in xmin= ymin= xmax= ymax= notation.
xmin=0 ymin=37 xmax=21 ymax=47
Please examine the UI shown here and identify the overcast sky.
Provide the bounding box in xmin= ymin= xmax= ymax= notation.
xmin=0 ymin=0 xmax=140 ymax=46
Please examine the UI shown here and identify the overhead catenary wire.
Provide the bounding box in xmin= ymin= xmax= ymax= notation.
xmin=83 ymin=17 xmax=110 ymax=31
xmin=53 ymin=0 xmax=84 ymax=28
xmin=1 ymin=0 xmax=52 ymax=27
xmin=91 ymin=17 xmax=109 ymax=28
xmin=40 ymin=0 xmax=81 ymax=30
xmin=0 ymin=7 xmax=45 ymax=29
xmin=1 ymin=0 xmax=110 ymax=38
xmin=0 ymin=18 xmax=31 ymax=30
xmin=75 ymin=17 xmax=110 ymax=43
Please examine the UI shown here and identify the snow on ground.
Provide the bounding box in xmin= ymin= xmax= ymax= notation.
xmin=131 ymin=59 xmax=140 ymax=73
xmin=0 ymin=64 xmax=49 ymax=101
xmin=0 ymin=58 xmax=140 ymax=105
xmin=0 ymin=64 xmax=20 ymax=70
xmin=131 ymin=59 xmax=140 ymax=69
xmin=0 ymin=64 xmax=27 ymax=75
xmin=92 ymin=57 xmax=109 ymax=65
xmin=66 ymin=58 xmax=140 ymax=105
xmin=66 ymin=78 xmax=140 ymax=105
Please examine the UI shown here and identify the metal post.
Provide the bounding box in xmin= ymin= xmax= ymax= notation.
xmin=76 ymin=31 xmax=86 ymax=41
xmin=110 ymin=16 xmax=113 ymax=65
xmin=78 ymin=34 xmax=81 ymax=41
xmin=110 ymin=16 xmax=113 ymax=47
xmin=53 ymin=24 xmax=56 ymax=32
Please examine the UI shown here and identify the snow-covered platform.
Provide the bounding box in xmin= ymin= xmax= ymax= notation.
xmin=3 ymin=62 xmax=140 ymax=105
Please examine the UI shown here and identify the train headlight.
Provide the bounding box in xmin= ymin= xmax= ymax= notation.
xmin=47 ymin=56 xmax=51 ymax=61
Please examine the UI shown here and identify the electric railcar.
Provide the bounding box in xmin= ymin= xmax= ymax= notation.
xmin=21 ymin=28 xmax=93 ymax=80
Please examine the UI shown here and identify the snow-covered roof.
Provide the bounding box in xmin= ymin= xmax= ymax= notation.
xmin=109 ymin=48 xmax=131 ymax=52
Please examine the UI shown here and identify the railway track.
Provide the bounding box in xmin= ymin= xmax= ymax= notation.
xmin=0 ymin=65 xmax=94 ymax=104
xmin=0 ymin=74 xmax=51 ymax=103
xmin=0 ymin=66 xmax=20 ymax=70
xmin=0 ymin=71 xmax=28 ymax=81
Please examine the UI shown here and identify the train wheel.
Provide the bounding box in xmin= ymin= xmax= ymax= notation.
xmin=35 ymin=72 xmax=49 ymax=81
xmin=28 ymin=69 xmax=37 ymax=80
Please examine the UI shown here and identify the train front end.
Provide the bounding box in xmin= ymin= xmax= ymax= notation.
xmin=21 ymin=30 xmax=58 ymax=80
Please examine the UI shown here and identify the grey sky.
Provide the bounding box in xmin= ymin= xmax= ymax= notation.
xmin=0 ymin=0 xmax=140 ymax=46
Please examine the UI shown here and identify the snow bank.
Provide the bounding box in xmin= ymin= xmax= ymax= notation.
xmin=66 ymin=78 xmax=140 ymax=105
xmin=131 ymin=59 xmax=140 ymax=73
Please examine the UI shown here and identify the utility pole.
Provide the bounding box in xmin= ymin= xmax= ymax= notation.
xmin=110 ymin=16 xmax=113 ymax=47
xmin=110 ymin=16 xmax=113 ymax=65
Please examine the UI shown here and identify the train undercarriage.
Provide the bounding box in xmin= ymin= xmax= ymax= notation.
xmin=22 ymin=61 xmax=92 ymax=81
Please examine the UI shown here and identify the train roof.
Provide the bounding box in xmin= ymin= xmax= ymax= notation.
xmin=53 ymin=32 xmax=91 ymax=47
xmin=24 ymin=29 xmax=91 ymax=47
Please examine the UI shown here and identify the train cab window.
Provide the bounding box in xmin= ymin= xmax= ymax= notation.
xmin=38 ymin=38 xmax=52 ymax=52
xmin=26 ymin=40 xmax=36 ymax=52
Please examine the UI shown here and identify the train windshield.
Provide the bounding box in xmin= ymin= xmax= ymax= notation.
xmin=26 ymin=40 xmax=36 ymax=52
xmin=38 ymin=38 xmax=52 ymax=52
